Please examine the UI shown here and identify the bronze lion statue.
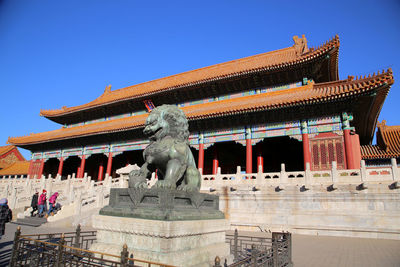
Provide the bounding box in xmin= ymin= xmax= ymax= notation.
xmin=129 ymin=105 xmax=201 ymax=191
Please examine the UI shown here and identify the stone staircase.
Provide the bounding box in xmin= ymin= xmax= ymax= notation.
xmin=13 ymin=216 xmax=47 ymax=227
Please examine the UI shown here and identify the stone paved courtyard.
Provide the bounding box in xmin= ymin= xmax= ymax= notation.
xmin=0 ymin=223 xmax=399 ymax=266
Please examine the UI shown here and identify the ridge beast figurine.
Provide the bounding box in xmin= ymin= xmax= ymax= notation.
xmin=129 ymin=105 xmax=201 ymax=192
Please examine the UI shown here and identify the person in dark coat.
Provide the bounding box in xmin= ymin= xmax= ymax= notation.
xmin=0 ymin=198 xmax=12 ymax=239
xmin=30 ymin=192 xmax=39 ymax=217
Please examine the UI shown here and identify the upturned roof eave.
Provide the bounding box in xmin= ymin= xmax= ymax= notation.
xmin=9 ymin=69 xmax=393 ymax=148
xmin=40 ymin=37 xmax=340 ymax=121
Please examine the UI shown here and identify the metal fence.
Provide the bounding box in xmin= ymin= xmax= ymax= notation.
xmin=9 ymin=225 xmax=175 ymax=267
xmin=215 ymin=230 xmax=292 ymax=267
xmin=9 ymin=225 xmax=291 ymax=267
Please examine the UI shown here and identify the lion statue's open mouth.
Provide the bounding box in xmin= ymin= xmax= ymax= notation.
xmin=129 ymin=105 xmax=201 ymax=192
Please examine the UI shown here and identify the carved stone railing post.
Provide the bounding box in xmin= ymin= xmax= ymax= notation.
xmin=360 ymin=160 xmax=367 ymax=182
xmin=391 ymin=158 xmax=398 ymax=181
xmin=280 ymin=163 xmax=288 ymax=185
xmin=236 ymin=166 xmax=242 ymax=179
xmin=217 ymin=167 xmax=222 ymax=182
xmin=46 ymin=177 xmax=53 ymax=195
xmin=69 ymin=183 xmax=75 ymax=204
xmin=75 ymin=193 xmax=82 ymax=216
xmin=40 ymin=175 xmax=46 ymax=187
xmin=10 ymin=187 xmax=17 ymax=209
xmin=305 ymin=162 xmax=311 ymax=186
xmin=119 ymin=175 xmax=125 ymax=188
xmin=97 ymin=186 xmax=104 ymax=208
xmin=331 ymin=161 xmax=338 ymax=184
xmin=89 ymin=180 xmax=95 ymax=193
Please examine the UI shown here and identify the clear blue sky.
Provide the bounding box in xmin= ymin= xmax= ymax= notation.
xmin=1 ymin=0 xmax=399 ymax=160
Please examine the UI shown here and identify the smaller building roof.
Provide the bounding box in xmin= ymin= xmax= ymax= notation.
xmin=0 ymin=161 xmax=30 ymax=176
xmin=0 ymin=145 xmax=15 ymax=157
xmin=0 ymin=145 xmax=25 ymax=169
xmin=361 ymin=121 xmax=400 ymax=159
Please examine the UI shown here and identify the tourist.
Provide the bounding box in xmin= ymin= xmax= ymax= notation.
xmin=0 ymin=198 xmax=12 ymax=239
xmin=30 ymin=191 xmax=39 ymax=217
xmin=38 ymin=190 xmax=47 ymax=217
xmin=46 ymin=192 xmax=59 ymax=217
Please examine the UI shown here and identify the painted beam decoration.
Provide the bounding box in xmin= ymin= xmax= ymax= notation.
xmin=62 ymin=148 xmax=83 ymax=158
xmin=43 ymin=151 xmax=61 ymax=159
xmin=33 ymin=114 xmax=352 ymax=158
xmin=112 ymin=140 xmax=150 ymax=152
xmin=32 ymin=152 xmax=43 ymax=160
xmin=84 ymin=144 xmax=109 ymax=155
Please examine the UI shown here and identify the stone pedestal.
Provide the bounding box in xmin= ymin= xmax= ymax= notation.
xmin=91 ymin=214 xmax=230 ymax=266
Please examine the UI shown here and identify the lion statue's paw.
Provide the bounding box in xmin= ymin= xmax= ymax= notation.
xmin=129 ymin=170 xmax=147 ymax=188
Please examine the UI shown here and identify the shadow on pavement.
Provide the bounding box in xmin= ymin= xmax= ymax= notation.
xmin=0 ymin=248 xmax=11 ymax=267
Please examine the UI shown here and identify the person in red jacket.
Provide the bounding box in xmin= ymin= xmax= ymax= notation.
xmin=46 ymin=192 xmax=59 ymax=217
xmin=38 ymin=190 xmax=47 ymax=217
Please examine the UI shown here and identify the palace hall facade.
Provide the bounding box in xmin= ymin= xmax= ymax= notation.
xmin=8 ymin=35 xmax=397 ymax=180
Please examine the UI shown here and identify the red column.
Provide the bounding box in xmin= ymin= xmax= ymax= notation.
xmin=38 ymin=159 xmax=45 ymax=179
xmin=98 ymin=162 xmax=104 ymax=181
xmin=57 ymin=157 xmax=64 ymax=176
xmin=302 ymin=133 xmax=311 ymax=170
xmin=78 ymin=155 xmax=86 ymax=178
xmin=77 ymin=167 xmax=81 ymax=178
xmin=344 ymin=129 xmax=355 ymax=169
xmin=28 ymin=160 xmax=34 ymax=178
xmin=246 ymin=139 xmax=253 ymax=174
xmin=198 ymin=143 xmax=204 ymax=173
xmin=351 ymin=133 xmax=361 ymax=169
xmin=106 ymin=152 xmax=113 ymax=177
xmin=256 ymin=143 xmax=264 ymax=173
xmin=301 ymin=121 xmax=311 ymax=171
xmin=212 ymin=146 xmax=218 ymax=175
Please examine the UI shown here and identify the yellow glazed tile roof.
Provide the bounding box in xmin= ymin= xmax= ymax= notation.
xmin=0 ymin=145 xmax=15 ymax=157
xmin=0 ymin=161 xmax=30 ymax=175
xmin=361 ymin=121 xmax=400 ymax=159
xmin=8 ymin=69 xmax=393 ymax=146
xmin=40 ymin=35 xmax=339 ymax=117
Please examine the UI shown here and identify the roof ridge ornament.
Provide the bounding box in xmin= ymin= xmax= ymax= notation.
xmin=104 ymin=84 xmax=112 ymax=94
xmin=293 ymin=34 xmax=309 ymax=56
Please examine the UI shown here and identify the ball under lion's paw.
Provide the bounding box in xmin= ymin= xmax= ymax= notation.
xmin=134 ymin=181 xmax=148 ymax=189
xmin=153 ymin=180 xmax=176 ymax=189
xmin=177 ymin=184 xmax=199 ymax=192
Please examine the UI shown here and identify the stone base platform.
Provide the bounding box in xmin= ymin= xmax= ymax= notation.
xmin=91 ymin=215 xmax=230 ymax=266
xmin=100 ymin=188 xmax=225 ymax=221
